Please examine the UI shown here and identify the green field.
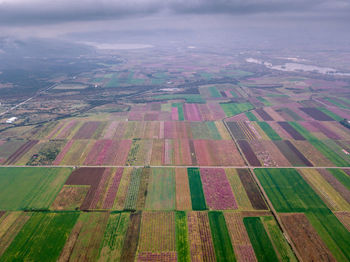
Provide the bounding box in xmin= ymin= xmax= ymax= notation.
xmin=1 ymin=212 xmax=79 ymax=261
xmin=124 ymin=168 xmax=142 ymax=210
xmin=306 ymin=210 xmax=350 ymax=261
xmin=244 ymin=217 xmax=279 ymax=262
xmin=309 ymin=140 xmax=349 ymax=167
xmin=68 ymin=212 xmax=109 ymax=261
xmin=261 ymin=216 xmax=297 ymax=262
xmin=280 ymin=123 xmax=349 ymax=166
xmin=257 ymin=122 xmax=282 ymax=140
xmin=98 ymin=212 xmax=130 ymax=261
xmin=153 ymin=94 xmax=205 ymax=103
xmin=254 ymin=168 xmax=328 ymax=212
xmin=245 ymin=111 xmax=258 ymax=121
xmin=220 ymin=102 xmax=254 ymax=117
xmin=255 ymin=168 xmax=350 ymax=260
xmin=145 ymin=168 xmax=175 ymax=210
xmin=324 ymin=97 xmax=349 ymax=109
xmin=105 ymin=78 xmax=119 ymax=88
xmin=257 ymin=96 xmax=272 ymax=106
xmin=172 ymin=103 xmax=184 ymax=120
xmin=288 ymin=122 xmax=313 ymax=140
xmin=209 ymin=86 xmax=222 ymax=98
xmin=208 ymin=211 xmax=236 ymax=262
xmin=187 ymin=168 xmax=207 ymax=210
xmin=175 ymin=211 xmax=191 ymax=262
xmin=322 ymin=139 xmax=350 ymax=164
xmin=230 ymin=90 xmax=239 ymax=98
xmin=190 ymin=122 xmax=212 ymax=139
xmin=206 ymin=122 xmax=222 ymax=140
xmin=0 ymin=167 xmax=72 ymax=210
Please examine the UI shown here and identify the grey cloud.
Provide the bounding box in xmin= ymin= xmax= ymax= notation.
xmin=169 ymin=0 xmax=324 ymax=14
xmin=0 ymin=0 xmax=348 ymax=26
xmin=0 ymin=0 xmax=164 ymax=25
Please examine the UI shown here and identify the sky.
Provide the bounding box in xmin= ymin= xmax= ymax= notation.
xmin=0 ymin=0 xmax=349 ymax=47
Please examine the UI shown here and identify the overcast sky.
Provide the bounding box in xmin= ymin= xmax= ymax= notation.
xmin=0 ymin=0 xmax=349 ymax=45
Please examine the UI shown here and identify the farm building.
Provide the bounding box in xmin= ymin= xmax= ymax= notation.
xmin=6 ymin=117 xmax=17 ymax=123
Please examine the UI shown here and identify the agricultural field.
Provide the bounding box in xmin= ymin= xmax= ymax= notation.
xmin=0 ymin=167 xmax=72 ymax=210
xmin=255 ymin=168 xmax=350 ymax=261
xmin=0 ymin=45 xmax=350 ymax=261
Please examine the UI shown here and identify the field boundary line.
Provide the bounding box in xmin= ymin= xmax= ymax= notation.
xmin=248 ymin=167 xmax=304 ymax=262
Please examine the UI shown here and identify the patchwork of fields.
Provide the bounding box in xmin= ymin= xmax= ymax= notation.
xmin=1 ymin=165 xmax=350 ymax=261
xmin=1 ymin=52 xmax=350 ymax=261
xmin=0 ymin=111 xmax=349 ymax=168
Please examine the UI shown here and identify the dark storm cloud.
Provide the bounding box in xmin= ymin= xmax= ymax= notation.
xmin=0 ymin=0 xmax=348 ymax=25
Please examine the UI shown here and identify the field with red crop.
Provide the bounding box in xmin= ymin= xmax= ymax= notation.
xmin=280 ymin=213 xmax=336 ymax=262
xmin=86 ymin=168 xmax=110 ymax=208
xmin=128 ymin=111 xmax=144 ymax=121
xmin=173 ymin=139 xmax=192 ymax=165
xmin=292 ymin=141 xmax=333 ymax=166
xmin=138 ymin=211 xmax=176 ymax=252
xmin=137 ymin=252 xmax=177 ymax=262
xmin=144 ymin=122 xmax=160 ymax=139
xmin=224 ymin=212 xmax=257 ymax=262
xmin=239 ymin=169 xmax=268 ymax=210
xmin=200 ymin=168 xmax=238 ymax=210
xmin=54 ymin=120 xmax=79 ymax=139
xmin=175 ymin=168 xmax=192 ymax=210
xmin=103 ymin=121 xmax=120 ymax=139
xmin=268 ymin=122 xmax=293 ymax=140
xmin=255 ymin=108 xmax=273 ymax=121
xmin=198 ymin=103 xmax=212 ymax=121
xmin=164 ymin=122 xmax=192 ymax=139
xmin=53 ymin=140 xmax=74 ymax=165
xmin=73 ymin=121 xmax=102 ymax=139
xmin=184 ymin=103 xmax=202 ymax=121
xmin=64 ymin=167 xmax=107 ymax=210
xmin=249 ymin=140 xmax=291 ymax=167
xmin=171 ymin=107 xmax=179 ymax=121
xmin=226 ymin=122 xmax=246 ymax=140
xmin=150 ymin=139 xmax=164 ymax=165
xmin=144 ymin=112 xmax=159 ymax=121
xmin=164 ymin=122 xmax=176 ymax=139
xmin=207 ymin=102 xmax=226 ymax=119
xmin=84 ymin=140 xmax=111 ymax=165
xmin=274 ymin=140 xmax=313 ymax=166
xmin=300 ymin=107 xmax=334 ymax=121
xmin=102 ymin=168 xmax=124 ymax=209
xmin=237 ymin=140 xmax=261 ymax=166
xmin=310 ymin=121 xmax=341 ymax=140
xmin=265 ymin=107 xmax=284 ymax=121
xmin=194 ymin=140 xmax=244 ymax=166
xmin=187 ymin=211 xmax=216 ymax=262
xmin=46 ymin=122 xmax=65 ymax=139
xmin=278 ymin=122 xmax=305 ymax=140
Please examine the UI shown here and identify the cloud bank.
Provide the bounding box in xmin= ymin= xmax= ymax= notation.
xmin=0 ymin=0 xmax=349 ymax=26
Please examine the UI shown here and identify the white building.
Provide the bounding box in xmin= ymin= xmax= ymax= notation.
xmin=6 ymin=117 xmax=17 ymax=124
